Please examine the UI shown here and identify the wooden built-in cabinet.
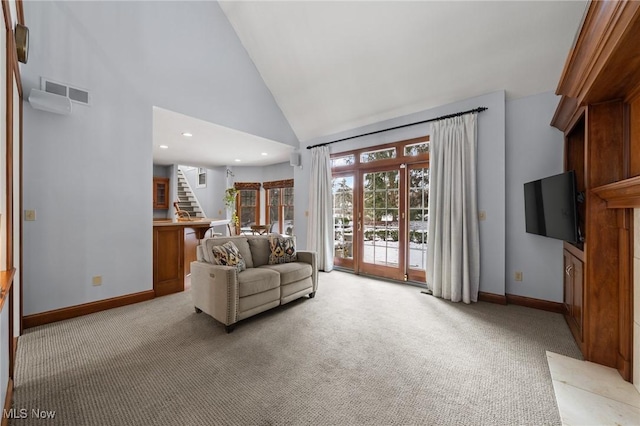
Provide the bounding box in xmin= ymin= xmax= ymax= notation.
xmin=153 ymin=226 xmax=184 ymax=297
xmin=153 ymin=177 xmax=170 ymax=209
xmin=152 ymin=221 xmax=215 ymax=297
xmin=551 ymin=0 xmax=640 ymax=381
xmin=563 ymin=245 xmax=584 ymax=352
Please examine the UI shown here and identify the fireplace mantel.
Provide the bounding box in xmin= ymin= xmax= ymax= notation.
xmin=593 ymin=176 xmax=640 ymax=209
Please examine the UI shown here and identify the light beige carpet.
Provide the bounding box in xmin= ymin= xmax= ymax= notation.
xmin=12 ymin=271 xmax=581 ymax=425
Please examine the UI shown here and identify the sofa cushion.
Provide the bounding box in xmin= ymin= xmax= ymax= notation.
xmin=268 ymin=235 xmax=297 ymax=264
xmin=259 ymin=262 xmax=312 ymax=286
xmin=204 ymin=237 xmax=253 ymax=268
xmin=238 ymin=268 xmax=280 ymax=298
xmin=211 ymin=241 xmax=246 ymax=273
xmin=247 ymin=236 xmax=270 ymax=267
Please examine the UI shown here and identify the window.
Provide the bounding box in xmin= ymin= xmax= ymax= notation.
xmin=404 ymin=141 xmax=429 ymax=156
xmin=264 ymin=179 xmax=294 ymax=235
xmin=196 ymin=167 xmax=206 ymax=188
xmin=360 ymin=147 xmax=396 ymax=163
xmin=331 ymin=154 xmax=356 ymax=168
xmin=234 ymin=182 xmax=261 ymax=230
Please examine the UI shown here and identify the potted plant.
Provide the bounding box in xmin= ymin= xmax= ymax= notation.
xmin=224 ymin=188 xmax=240 ymax=233
xmin=223 ymin=187 xmax=238 ymax=209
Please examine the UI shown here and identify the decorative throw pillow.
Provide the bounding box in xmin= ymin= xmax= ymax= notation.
xmin=268 ymin=235 xmax=297 ymax=264
xmin=211 ymin=241 xmax=246 ymax=273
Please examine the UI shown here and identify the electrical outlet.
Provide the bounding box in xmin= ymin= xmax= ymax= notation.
xmin=218 ymin=210 xmax=222 ymax=216
xmin=305 ymin=211 xmax=309 ymax=217
xmin=92 ymin=276 xmax=102 ymax=286
xmin=24 ymin=210 xmax=36 ymax=221
xmin=514 ymin=271 xmax=523 ymax=281
xmin=478 ymin=210 xmax=487 ymax=221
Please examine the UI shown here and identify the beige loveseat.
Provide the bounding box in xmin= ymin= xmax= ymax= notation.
xmin=190 ymin=235 xmax=318 ymax=332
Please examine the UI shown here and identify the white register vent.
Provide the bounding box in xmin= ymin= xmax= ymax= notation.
xmin=41 ymin=77 xmax=91 ymax=106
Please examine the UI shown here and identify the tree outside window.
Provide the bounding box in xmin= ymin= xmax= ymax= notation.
xmin=234 ymin=182 xmax=261 ymax=232
xmin=264 ymin=179 xmax=294 ymax=235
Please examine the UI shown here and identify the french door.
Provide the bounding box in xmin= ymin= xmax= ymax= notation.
xmin=332 ymin=160 xmax=429 ymax=283
xmin=360 ymin=166 xmax=405 ymax=280
xmin=332 ymin=174 xmax=356 ymax=269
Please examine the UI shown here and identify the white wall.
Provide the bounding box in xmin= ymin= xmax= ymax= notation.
xmin=295 ymin=91 xmax=507 ymax=296
xmin=505 ymin=92 xmax=564 ymax=301
xmin=21 ymin=1 xmax=298 ymax=315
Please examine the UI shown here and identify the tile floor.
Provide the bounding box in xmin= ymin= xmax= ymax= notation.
xmin=547 ymin=351 xmax=640 ymax=425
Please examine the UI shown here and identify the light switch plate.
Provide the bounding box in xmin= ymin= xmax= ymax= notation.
xmin=25 ymin=210 xmax=36 ymax=221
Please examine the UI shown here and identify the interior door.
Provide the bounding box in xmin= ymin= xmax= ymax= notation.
xmin=359 ymin=166 xmax=406 ymax=281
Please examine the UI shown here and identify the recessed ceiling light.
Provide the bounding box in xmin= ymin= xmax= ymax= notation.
xmin=182 ymin=132 xmax=193 ymax=137
xmin=234 ymin=159 xmax=241 ymax=162
xmin=261 ymin=152 xmax=268 ymax=156
xmin=159 ymin=145 xmax=169 ymax=149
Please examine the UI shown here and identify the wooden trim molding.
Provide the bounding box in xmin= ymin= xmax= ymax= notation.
xmin=19 ymin=98 xmax=23 ymax=335
xmin=234 ymin=182 xmax=261 ymax=190
xmin=551 ymin=96 xmax=581 ymax=132
xmin=12 ymin=337 xmax=17 ymax=365
xmin=556 ymin=1 xmax=640 ymax=101
xmin=592 ymin=176 xmax=640 ymax=208
xmin=11 ymin=54 xmax=21 ymax=99
xmin=23 ymin=290 xmax=155 ymax=329
xmin=0 ymin=269 xmax=15 ymax=312
xmin=478 ymin=291 xmax=507 ymax=305
xmin=1 ymin=378 xmax=13 ymax=426
xmin=478 ymin=291 xmax=563 ymax=314
xmin=263 ymin=179 xmax=294 ymax=190
xmin=6 ymin=29 xmax=14 ymax=271
xmin=552 ymin=1 xmax=640 ymax=131
xmin=2 ymin=0 xmax=10 ymax=31
xmin=16 ymin=0 xmax=24 ymax=25
xmin=505 ymin=294 xmax=565 ymax=314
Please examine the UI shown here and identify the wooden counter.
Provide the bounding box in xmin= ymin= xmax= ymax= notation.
xmin=153 ymin=218 xmax=229 ymax=297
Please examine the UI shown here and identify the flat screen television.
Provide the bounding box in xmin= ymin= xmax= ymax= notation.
xmin=524 ymin=170 xmax=580 ymax=244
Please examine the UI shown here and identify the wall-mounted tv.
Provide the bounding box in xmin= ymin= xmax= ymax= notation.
xmin=524 ymin=170 xmax=580 ymax=244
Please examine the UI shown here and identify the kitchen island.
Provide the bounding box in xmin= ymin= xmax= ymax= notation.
xmin=153 ymin=218 xmax=229 ymax=296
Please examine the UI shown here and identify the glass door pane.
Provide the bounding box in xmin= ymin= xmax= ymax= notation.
xmin=407 ymin=165 xmax=429 ymax=282
xmin=332 ymin=175 xmax=355 ymax=268
xmin=360 ymin=168 xmax=404 ymax=281
xmin=283 ymin=187 xmax=294 ymax=235
xmin=268 ymin=188 xmax=280 ymax=231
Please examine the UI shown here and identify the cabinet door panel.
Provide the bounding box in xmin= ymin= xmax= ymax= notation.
xmin=572 ymin=257 xmax=584 ymax=340
xmin=153 ymin=227 xmax=184 ymax=296
xmin=153 ymin=177 xmax=170 ymax=209
xmin=563 ymin=250 xmax=573 ymax=315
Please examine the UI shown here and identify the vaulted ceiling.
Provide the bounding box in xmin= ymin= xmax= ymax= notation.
xmin=219 ymin=1 xmax=588 ymax=142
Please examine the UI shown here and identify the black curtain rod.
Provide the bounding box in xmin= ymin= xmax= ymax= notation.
xmin=306 ymin=106 xmax=488 ymax=150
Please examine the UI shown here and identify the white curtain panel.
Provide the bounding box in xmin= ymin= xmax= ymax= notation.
xmin=426 ymin=114 xmax=480 ymax=303
xmin=307 ymin=146 xmax=334 ymax=271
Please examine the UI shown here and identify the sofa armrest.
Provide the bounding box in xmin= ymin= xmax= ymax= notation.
xmin=190 ymin=261 xmax=239 ymax=325
xmin=296 ymin=251 xmax=318 ymax=292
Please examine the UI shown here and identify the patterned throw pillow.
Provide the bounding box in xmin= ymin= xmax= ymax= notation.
xmin=268 ymin=235 xmax=297 ymax=264
xmin=211 ymin=241 xmax=246 ymax=273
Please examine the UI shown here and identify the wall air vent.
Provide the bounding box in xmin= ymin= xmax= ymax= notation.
xmin=28 ymin=89 xmax=72 ymax=115
xmin=41 ymin=77 xmax=91 ymax=106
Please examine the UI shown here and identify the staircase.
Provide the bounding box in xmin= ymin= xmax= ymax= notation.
xmin=175 ymin=168 xmax=205 ymax=219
